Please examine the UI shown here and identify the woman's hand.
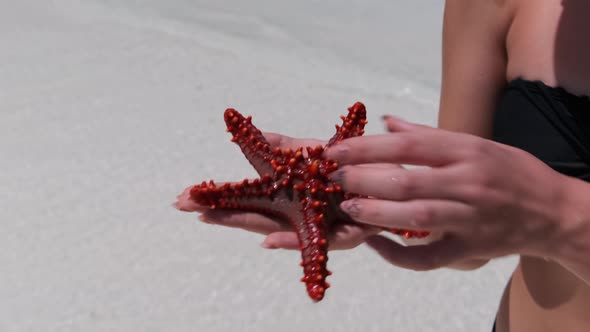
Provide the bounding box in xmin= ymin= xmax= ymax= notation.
xmin=174 ymin=132 xmax=381 ymax=251
xmin=325 ymin=116 xmax=585 ymax=271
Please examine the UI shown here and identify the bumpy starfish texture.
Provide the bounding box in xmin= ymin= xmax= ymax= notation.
xmin=187 ymin=102 xmax=427 ymax=301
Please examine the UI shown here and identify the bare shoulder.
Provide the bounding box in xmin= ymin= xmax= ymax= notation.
xmin=505 ymin=0 xmax=590 ymax=94
xmin=444 ymin=0 xmax=516 ymax=33
xmin=438 ymin=0 xmax=517 ymax=137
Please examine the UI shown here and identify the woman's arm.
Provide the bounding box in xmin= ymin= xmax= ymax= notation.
xmin=325 ymin=114 xmax=590 ymax=277
xmin=438 ymin=0 xmax=515 ymax=270
xmin=320 ymin=0 xmax=590 ymax=277
xmin=438 ymin=0 xmax=513 ymax=136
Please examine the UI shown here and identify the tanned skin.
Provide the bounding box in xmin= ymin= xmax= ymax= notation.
xmin=440 ymin=1 xmax=590 ymax=331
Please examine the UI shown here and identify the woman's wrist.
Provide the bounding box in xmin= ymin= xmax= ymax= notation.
xmin=551 ymin=175 xmax=590 ymax=284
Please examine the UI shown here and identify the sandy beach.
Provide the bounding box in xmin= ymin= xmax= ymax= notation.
xmin=1 ymin=1 xmax=517 ymax=331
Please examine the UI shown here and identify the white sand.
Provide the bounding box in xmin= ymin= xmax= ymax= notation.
xmin=1 ymin=1 xmax=517 ymax=331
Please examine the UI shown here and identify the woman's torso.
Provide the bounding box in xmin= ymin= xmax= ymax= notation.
xmin=494 ymin=0 xmax=590 ymax=331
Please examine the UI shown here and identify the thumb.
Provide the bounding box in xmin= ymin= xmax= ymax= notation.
xmin=365 ymin=235 xmax=467 ymax=271
xmin=261 ymin=232 xmax=300 ymax=250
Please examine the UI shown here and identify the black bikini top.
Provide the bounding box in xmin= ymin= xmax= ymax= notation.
xmin=492 ymin=79 xmax=590 ymax=181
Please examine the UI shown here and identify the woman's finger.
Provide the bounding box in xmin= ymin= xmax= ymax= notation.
xmin=365 ymin=234 xmax=468 ymax=271
xmin=382 ymin=115 xmax=432 ymax=132
xmin=333 ymin=165 xmax=465 ymax=201
xmin=261 ymin=223 xmax=381 ymax=251
xmin=339 ymin=198 xmax=474 ymax=232
xmin=328 ymin=223 xmax=382 ymax=250
xmin=174 ymin=186 xmax=207 ymax=212
xmin=261 ymin=232 xmax=299 ymax=249
xmin=263 ymin=132 xmax=325 ymax=151
xmin=356 ymin=163 xmax=404 ymax=170
xmin=200 ymin=209 xmax=291 ymax=235
xmin=325 ymin=130 xmax=470 ymax=167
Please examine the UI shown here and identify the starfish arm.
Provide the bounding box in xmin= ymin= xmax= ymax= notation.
xmin=224 ymin=109 xmax=279 ymax=177
xmin=189 ymin=176 xmax=276 ymax=210
xmin=326 ymin=102 xmax=368 ymax=147
xmin=298 ymin=195 xmax=331 ymax=302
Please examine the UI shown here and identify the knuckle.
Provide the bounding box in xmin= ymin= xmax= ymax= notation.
xmin=472 ymin=139 xmax=491 ymax=157
xmin=463 ymin=178 xmax=494 ymax=203
xmin=393 ymin=173 xmax=417 ymax=198
xmin=471 ymin=139 xmax=501 ymax=163
xmin=412 ymin=202 xmax=435 ymax=228
xmin=471 ymin=184 xmax=488 ymax=200
xmin=469 ymin=171 xmax=493 ymax=190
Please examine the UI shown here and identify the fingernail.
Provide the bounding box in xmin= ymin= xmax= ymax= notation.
xmin=329 ymin=168 xmax=345 ymax=186
xmin=382 ymin=114 xmax=412 ymax=130
xmin=260 ymin=240 xmax=279 ymax=249
xmin=173 ymin=201 xmax=190 ymax=212
xmin=325 ymin=144 xmax=350 ymax=159
xmin=340 ymin=199 xmax=361 ymax=218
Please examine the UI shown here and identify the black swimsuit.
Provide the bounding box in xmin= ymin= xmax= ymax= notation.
xmin=493 ymin=78 xmax=590 ymax=179
xmin=490 ymin=79 xmax=590 ymax=331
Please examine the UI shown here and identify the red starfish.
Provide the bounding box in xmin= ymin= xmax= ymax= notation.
xmin=183 ymin=102 xmax=427 ymax=301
